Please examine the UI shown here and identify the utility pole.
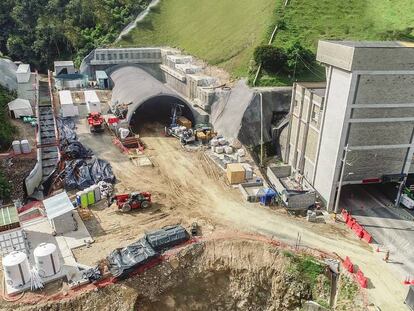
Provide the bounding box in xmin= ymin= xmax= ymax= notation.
xmin=259 ymin=92 xmax=264 ymax=167
xmin=334 ymin=144 xmax=350 ymax=220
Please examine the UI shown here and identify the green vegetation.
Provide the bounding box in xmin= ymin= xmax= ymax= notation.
xmin=0 ymin=171 xmax=11 ymax=201
xmin=284 ymin=252 xmax=325 ymax=287
xmin=258 ymin=0 xmax=414 ymax=85
xmin=0 ymin=0 xmax=151 ymax=70
xmin=117 ymin=0 xmax=278 ymax=78
xmin=338 ymin=275 xmax=358 ymax=302
xmin=118 ymin=0 xmax=414 ymax=86
xmin=0 ymin=85 xmax=17 ymax=151
xmin=0 ymin=85 xmax=15 ymax=201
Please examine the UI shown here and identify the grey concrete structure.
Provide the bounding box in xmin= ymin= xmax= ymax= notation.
xmin=285 ymin=82 xmax=326 ymax=184
xmin=109 ymin=66 xmax=208 ymax=125
xmin=286 ymin=41 xmax=414 ymax=210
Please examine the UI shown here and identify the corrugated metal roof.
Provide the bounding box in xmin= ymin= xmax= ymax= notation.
xmin=0 ymin=206 xmax=19 ymax=227
xmin=43 ymin=192 xmax=75 ymax=219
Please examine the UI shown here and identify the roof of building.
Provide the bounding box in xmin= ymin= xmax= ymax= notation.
xmin=317 ymin=40 xmax=414 ymax=71
xmin=0 ymin=206 xmax=19 ymax=228
xmin=296 ymin=82 xmax=326 ymax=98
xmin=95 ymin=71 xmax=108 ymax=80
xmin=58 ymin=90 xmax=73 ymax=106
xmin=43 ymin=192 xmax=75 ymax=220
xmin=54 ymin=60 xmax=74 ymax=67
xmin=324 ymin=41 xmax=404 ymax=48
xmin=84 ymin=90 xmax=100 ymax=103
xmin=7 ymin=98 xmax=31 ymax=110
xmin=16 ymin=64 xmax=30 ymax=74
xmin=55 ymin=73 xmax=85 ymax=80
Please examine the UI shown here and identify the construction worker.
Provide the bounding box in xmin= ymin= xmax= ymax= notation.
xmin=384 ymin=250 xmax=390 ymax=262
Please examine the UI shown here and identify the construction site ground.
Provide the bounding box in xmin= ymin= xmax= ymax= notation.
xmin=66 ymin=117 xmax=408 ymax=311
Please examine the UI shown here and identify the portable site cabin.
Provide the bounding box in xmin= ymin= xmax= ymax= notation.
xmin=0 ymin=206 xmax=27 ymax=256
xmin=84 ymin=90 xmax=101 ymax=113
xmin=95 ymin=71 xmax=109 ymax=89
xmin=58 ymin=90 xmax=77 ymax=117
xmin=43 ymin=192 xmax=76 ymax=235
xmin=54 ymin=61 xmax=76 ymax=76
xmin=16 ymin=64 xmax=31 ymax=84
xmin=7 ymin=98 xmax=33 ymax=118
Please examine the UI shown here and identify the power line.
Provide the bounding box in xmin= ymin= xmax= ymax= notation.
xmin=296 ymin=54 xmax=325 ymax=80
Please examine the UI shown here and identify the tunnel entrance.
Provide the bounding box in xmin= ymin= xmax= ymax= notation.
xmin=129 ymin=95 xmax=195 ymax=133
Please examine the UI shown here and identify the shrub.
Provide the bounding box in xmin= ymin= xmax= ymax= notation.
xmin=285 ymin=41 xmax=315 ymax=74
xmin=0 ymin=170 xmax=11 ymax=201
xmin=253 ymin=45 xmax=287 ymax=73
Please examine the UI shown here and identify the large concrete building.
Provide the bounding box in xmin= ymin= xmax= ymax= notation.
xmin=285 ymin=41 xmax=414 ymax=210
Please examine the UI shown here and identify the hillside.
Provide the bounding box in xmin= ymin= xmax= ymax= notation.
xmin=117 ymin=0 xmax=414 ymax=85
xmin=117 ymin=0 xmax=278 ymax=77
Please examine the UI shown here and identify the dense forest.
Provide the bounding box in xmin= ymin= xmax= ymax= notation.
xmin=0 ymin=0 xmax=151 ymax=71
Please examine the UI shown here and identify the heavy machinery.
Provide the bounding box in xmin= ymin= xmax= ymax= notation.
xmin=165 ymin=103 xmax=195 ymax=145
xmin=110 ymin=192 xmax=152 ymax=212
xmin=87 ymin=112 xmax=104 ymax=133
xmin=194 ymin=123 xmax=216 ymax=144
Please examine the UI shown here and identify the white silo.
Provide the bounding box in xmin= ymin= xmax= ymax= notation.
xmin=2 ymin=251 xmax=31 ymax=288
xmin=33 ymin=243 xmax=61 ymax=278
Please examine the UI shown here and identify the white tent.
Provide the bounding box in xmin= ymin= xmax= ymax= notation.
xmin=43 ymin=192 xmax=76 ymax=234
xmin=7 ymin=98 xmax=33 ymax=118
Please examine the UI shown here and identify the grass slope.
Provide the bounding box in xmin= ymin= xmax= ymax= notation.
xmin=117 ymin=0 xmax=278 ymax=77
xmin=118 ymin=0 xmax=414 ymax=84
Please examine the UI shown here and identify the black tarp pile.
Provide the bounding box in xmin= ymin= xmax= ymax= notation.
xmin=56 ymin=117 xmax=116 ymax=191
xmin=57 ymin=117 xmax=77 ymax=143
xmin=106 ymin=225 xmax=190 ymax=279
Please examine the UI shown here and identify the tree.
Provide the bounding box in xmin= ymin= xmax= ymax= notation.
xmin=254 ymin=45 xmax=287 ymax=73
xmin=285 ymin=41 xmax=315 ymax=75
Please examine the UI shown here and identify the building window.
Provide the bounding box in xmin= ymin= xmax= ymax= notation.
xmin=294 ymin=99 xmax=299 ymax=107
xmin=119 ymin=53 xmax=123 ymax=60
xmin=311 ymin=106 xmax=320 ymax=123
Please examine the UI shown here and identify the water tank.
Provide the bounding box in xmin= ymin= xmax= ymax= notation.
xmin=20 ymin=139 xmax=31 ymax=153
xmin=12 ymin=140 xmax=21 ymax=155
xmin=2 ymin=251 xmax=31 ymax=288
xmin=33 ymin=243 xmax=61 ymax=278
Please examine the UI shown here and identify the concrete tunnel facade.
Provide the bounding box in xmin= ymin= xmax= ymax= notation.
xmin=109 ymin=65 xmax=195 ymax=130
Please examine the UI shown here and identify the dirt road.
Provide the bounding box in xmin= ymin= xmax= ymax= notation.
xmin=75 ymin=121 xmax=407 ymax=310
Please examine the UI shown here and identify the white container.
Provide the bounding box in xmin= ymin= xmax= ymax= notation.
xmin=119 ymin=128 xmax=130 ymax=140
xmin=34 ymin=243 xmax=61 ymax=278
xmin=215 ymin=146 xmax=224 ymax=154
xmin=242 ymin=164 xmax=253 ymax=179
xmin=210 ymin=138 xmax=219 ymax=147
xmin=92 ymin=184 xmax=101 ymax=202
xmin=20 ymin=139 xmax=31 ymax=153
xmin=12 ymin=140 xmax=21 ymax=155
xmin=237 ymin=149 xmax=246 ymax=157
xmin=84 ymin=90 xmax=101 ymax=113
xmin=224 ymin=146 xmax=233 ymax=154
xmin=218 ymin=138 xmax=227 ymax=146
xmin=3 ymin=251 xmax=31 ymax=288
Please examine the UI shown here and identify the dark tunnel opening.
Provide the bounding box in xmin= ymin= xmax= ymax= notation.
xmin=129 ymin=95 xmax=195 ymax=133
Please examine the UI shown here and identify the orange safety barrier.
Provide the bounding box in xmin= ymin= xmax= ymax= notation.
xmin=356 ymin=270 xmax=368 ymax=288
xmin=343 ymin=256 xmax=354 ymax=273
xmin=362 ymin=230 xmax=372 ymax=243
xmin=343 ymin=213 xmax=373 ymax=243
xmin=352 ymin=222 xmax=364 ymax=238
xmin=341 ymin=209 xmax=350 ymax=222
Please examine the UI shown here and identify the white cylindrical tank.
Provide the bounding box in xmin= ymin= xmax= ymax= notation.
xmin=33 ymin=243 xmax=61 ymax=278
xmin=2 ymin=251 xmax=31 ymax=288
xmin=20 ymin=139 xmax=31 ymax=153
xmin=12 ymin=140 xmax=21 ymax=155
